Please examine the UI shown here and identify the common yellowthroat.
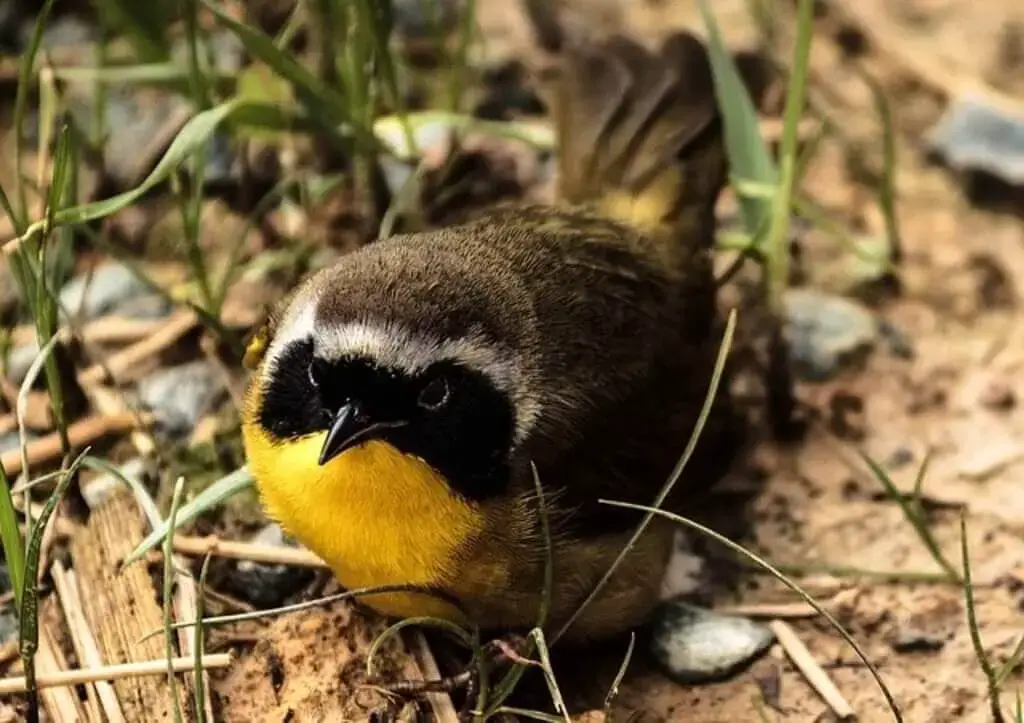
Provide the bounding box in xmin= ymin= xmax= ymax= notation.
xmin=241 ymin=31 xmax=741 ymax=642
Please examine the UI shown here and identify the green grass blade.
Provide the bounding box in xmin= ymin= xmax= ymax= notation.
xmin=182 ymin=0 xmax=211 ymax=111
xmin=143 ymin=584 xmax=469 ymax=641
xmin=996 ymin=635 xmax=1024 ymax=688
xmin=860 ymin=70 xmax=902 ymax=267
xmin=961 ymin=512 xmax=1004 ymax=723
xmin=163 ymin=477 xmax=185 ymax=723
xmin=90 ymin=0 xmax=172 ymax=63
xmin=13 ymin=0 xmax=58 ymax=232
xmin=529 ymin=628 xmax=570 ymax=722
xmin=199 ymin=0 xmax=379 ymax=153
xmin=9 ymin=100 xmax=301 ymax=237
xmin=366 ymin=616 xmax=474 ymax=677
xmin=859 ymin=449 xmax=960 ymax=582
xmin=698 ymin=0 xmax=776 ymax=237
xmin=193 ymin=552 xmax=213 ymax=723
xmin=492 ymin=709 xmax=564 ymax=723
xmin=604 ymin=632 xmax=635 ymax=711
xmin=447 ymin=0 xmax=477 ymax=112
xmin=0 ymin=183 xmax=19 ymax=235
xmin=0 ymin=461 xmax=25 ymax=609
xmin=80 ymin=456 xmax=161 ymax=527
xmin=44 ymin=122 xmax=72 ymax=240
xmin=51 ymin=62 xmax=232 ymax=86
xmin=125 ymin=467 xmax=255 ymax=565
xmin=763 ymin=0 xmax=814 ymax=311
xmin=19 ymin=450 xmax=88 ymax=718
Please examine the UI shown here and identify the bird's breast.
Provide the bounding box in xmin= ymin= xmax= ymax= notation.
xmin=242 ymin=407 xmax=490 ymax=620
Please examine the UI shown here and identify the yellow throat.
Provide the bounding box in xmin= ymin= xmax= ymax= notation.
xmin=242 ymin=384 xmax=489 ymax=621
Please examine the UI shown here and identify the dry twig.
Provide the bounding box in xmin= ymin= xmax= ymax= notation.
xmin=170 ymin=535 xmax=328 ymax=567
xmin=0 ymin=654 xmax=232 ymax=694
xmin=78 ymin=310 xmax=199 ymax=386
xmin=10 ymin=317 xmax=173 ymax=348
xmin=0 ymin=412 xmax=141 ymax=477
xmin=37 ymin=621 xmax=88 ymax=721
xmin=51 ymin=562 xmax=127 ymax=723
xmin=769 ymin=619 xmax=855 ymax=720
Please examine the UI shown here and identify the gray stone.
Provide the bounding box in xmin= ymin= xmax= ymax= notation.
xmin=5 ymin=340 xmax=40 ymax=387
xmin=59 ymin=262 xmax=149 ymax=321
xmin=138 ymin=361 xmax=226 ymax=436
xmin=784 ymin=289 xmax=878 ymax=382
xmin=0 ymin=258 xmax=18 ymax=317
xmin=110 ymin=292 xmax=173 ymax=320
xmin=392 ymin=0 xmax=459 ymax=39
xmin=651 ymin=600 xmax=774 ymax=684
xmin=927 ymin=93 xmax=1024 ymax=185
xmin=228 ymin=523 xmax=315 ymax=608
xmin=81 ymin=457 xmax=148 ymax=511
xmin=0 ymin=429 xmax=37 ymax=457
xmin=0 ymin=565 xmax=13 ymax=646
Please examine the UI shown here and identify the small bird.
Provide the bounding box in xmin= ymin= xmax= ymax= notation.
xmin=241 ymin=31 xmax=741 ymax=643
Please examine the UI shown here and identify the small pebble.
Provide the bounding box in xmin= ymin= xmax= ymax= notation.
xmin=784 ymin=289 xmax=878 ymax=382
xmin=4 ymin=341 xmax=41 ymax=387
xmin=172 ymin=30 xmax=244 ymax=75
xmin=25 ymin=14 xmax=96 ymax=50
xmin=927 ymin=93 xmax=1024 ymax=186
xmin=81 ymin=457 xmax=149 ymax=511
xmin=0 ymin=259 xmax=17 ymax=318
xmin=0 ymin=566 xmax=14 ymax=645
xmin=650 ymin=599 xmax=774 ymax=684
xmin=376 ymin=117 xmax=460 ymax=194
xmin=61 ymin=87 xmax=191 ymax=191
xmin=660 ymin=530 xmax=707 ymax=600
xmin=138 ymin=362 xmax=226 ymax=437
xmin=391 ymin=0 xmax=459 ymax=39
xmin=877 ymin=319 xmax=915 ymax=360
xmin=885 ymin=446 xmax=916 ymax=470
xmin=59 ymin=262 xmax=150 ymax=321
xmin=228 ymin=523 xmax=316 ymax=608
xmin=888 ymin=612 xmax=953 ymax=654
xmin=888 ymin=626 xmax=947 ymax=653
xmin=110 ymin=292 xmax=173 ymax=320
xmin=0 ymin=431 xmax=34 ymax=456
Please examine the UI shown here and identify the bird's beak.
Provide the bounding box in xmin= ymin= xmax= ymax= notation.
xmin=318 ymin=403 xmax=372 ymax=466
xmin=318 ymin=403 xmax=406 ymax=466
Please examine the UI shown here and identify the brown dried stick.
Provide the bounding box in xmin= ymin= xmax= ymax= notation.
xmin=170 ymin=535 xmax=328 ymax=567
xmin=0 ymin=412 xmax=141 ymax=478
xmin=173 ymin=564 xmax=215 ymax=722
xmin=0 ymin=654 xmax=232 ymax=694
xmin=406 ymin=630 xmax=461 ymax=723
xmin=769 ymin=620 xmax=855 ymax=720
xmin=37 ymin=621 xmax=88 ymax=721
xmin=71 ymin=491 xmax=191 ymax=720
xmin=78 ymin=310 xmax=199 ymax=386
xmin=51 ymin=562 xmax=127 ymax=723
xmin=10 ymin=317 xmax=173 ymax=348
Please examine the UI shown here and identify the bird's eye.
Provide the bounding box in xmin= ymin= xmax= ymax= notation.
xmin=418 ymin=376 xmax=450 ymax=410
xmin=308 ymin=358 xmax=329 ymax=389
